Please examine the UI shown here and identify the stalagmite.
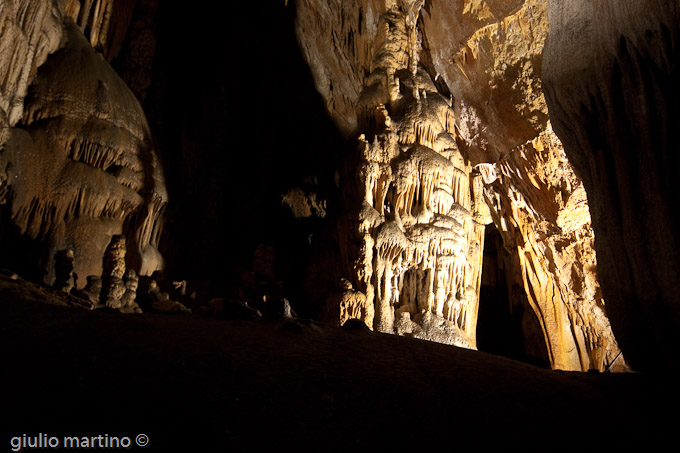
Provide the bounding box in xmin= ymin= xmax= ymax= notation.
xmin=120 ymin=269 xmax=142 ymax=314
xmin=78 ymin=275 xmax=102 ymax=306
xmin=53 ymin=249 xmax=76 ymax=294
xmin=100 ymin=234 xmax=127 ymax=309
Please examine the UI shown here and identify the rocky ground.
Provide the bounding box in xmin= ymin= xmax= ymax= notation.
xmin=0 ymin=270 xmax=674 ymax=452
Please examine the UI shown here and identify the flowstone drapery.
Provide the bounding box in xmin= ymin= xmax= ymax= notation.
xmin=1 ymin=4 xmax=166 ymax=285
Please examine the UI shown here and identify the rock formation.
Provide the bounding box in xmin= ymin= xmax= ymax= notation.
xmin=100 ymin=234 xmax=127 ymax=308
xmin=53 ymin=249 xmax=75 ymax=293
xmin=60 ymin=0 xmax=138 ymax=62
xmin=1 ymin=2 xmax=167 ymax=286
xmin=333 ymin=6 xmax=489 ymax=349
xmin=1 ymin=1 xmax=63 ymax=197
xmin=148 ymin=279 xmax=191 ymax=314
xmin=119 ymin=269 xmax=141 ymax=313
xmin=77 ymin=275 xmax=102 ymax=306
xmin=543 ymin=0 xmax=680 ymax=371
xmin=295 ymin=0 xmax=626 ymax=371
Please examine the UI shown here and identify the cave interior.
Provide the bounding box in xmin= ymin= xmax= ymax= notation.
xmin=1 ymin=0 xmax=679 ymax=450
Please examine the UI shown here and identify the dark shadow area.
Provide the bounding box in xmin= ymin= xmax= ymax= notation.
xmin=140 ymin=3 xmax=347 ymax=307
xmin=477 ymin=224 xmax=549 ymax=368
xmin=0 ymin=272 xmax=670 ymax=452
xmin=0 ymin=206 xmax=49 ymax=284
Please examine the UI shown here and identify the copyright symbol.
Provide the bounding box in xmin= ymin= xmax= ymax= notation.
xmin=135 ymin=434 xmax=150 ymax=447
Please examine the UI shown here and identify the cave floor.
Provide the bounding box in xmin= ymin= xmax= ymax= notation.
xmin=0 ymin=271 xmax=674 ymax=452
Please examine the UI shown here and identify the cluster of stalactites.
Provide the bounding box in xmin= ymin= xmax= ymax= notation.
xmin=60 ymin=0 xmax=137 ymax=61
xmin=337 ymin=5 xmax=489 ymax=348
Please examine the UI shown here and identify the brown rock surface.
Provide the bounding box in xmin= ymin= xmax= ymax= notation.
xmin=0 ymin=1 xmax=63 ymax=129
xmin=543 ymin=0 xmax=680 ymax=370
xmin=1 ymin=10 xmax=166 ymax=286
xmin=53 ymin=249 xmax=75 ymax=293
xmin=422 ymin=0 xmax=550 ymax=164
xmin=60 ymin=0 xmax=137 ymax=61
xmin=482 ymin=126 xmax=625 ymax=370
xmin=100 ymin=234 xmax=126 ymax=308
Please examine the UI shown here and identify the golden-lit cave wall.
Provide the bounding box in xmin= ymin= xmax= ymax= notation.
xmin=295 ymin=0 xmax=626 ymax=371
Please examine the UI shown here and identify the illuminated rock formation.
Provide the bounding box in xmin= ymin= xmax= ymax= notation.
xmin=60 ymin=0 xmax=159 ymax=101
xmin=60 ymin=0 xmax=139 ymax=62
xmin=481 ymin=126 xmax=622 ymax=370
xmin=314 ymin=4 xmax=488 ymax=348
xmin=3 ymin=0 xmax=660 ymax=373
xmin=296 ymin=0 xmax=626 ymax=370
xmin=1 ymin=1 xmax=62 ymax=207
xmin=0 ymin=1 xmax=63 ymax=130
xmin=120 ymin=269 xmax=142 ymax=313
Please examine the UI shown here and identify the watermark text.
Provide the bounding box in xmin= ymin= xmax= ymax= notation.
xmin=9 ymin=433 xmax=150 ymax=451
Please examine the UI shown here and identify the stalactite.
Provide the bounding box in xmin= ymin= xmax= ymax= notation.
xmin=340 ymin=3 xmax=490 ymax=346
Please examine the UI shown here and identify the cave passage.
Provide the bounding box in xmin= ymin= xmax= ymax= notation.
xmin=476 ymin=224 xmax=549 ymax=367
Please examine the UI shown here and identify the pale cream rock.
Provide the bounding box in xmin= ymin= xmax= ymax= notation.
xmin=319 ymin=5 xmax=488 ymax=349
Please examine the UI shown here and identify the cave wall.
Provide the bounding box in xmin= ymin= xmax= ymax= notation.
xmin=1 ymin=1 xmax=65 ymax=271
xmin=543 ymin=0 xmax=680 ymax=371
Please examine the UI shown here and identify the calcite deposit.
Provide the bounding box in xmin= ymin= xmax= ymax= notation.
xmin=119 ymin=269 xmax=142 ymax=314
xmin=0 ymin=1 xmax=63 ymax=129
xmin=100 ymin=234 xmax=127 ymax=308
xmin=296 ymin=0 xmax=626 ymax=371
xmin=306 ymin=4 xmax=488 ymax=349
xmin=1 ymin=2 xmax=166 ymax=287
xmin=481 ymin=126 xmax=621 ymax=370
